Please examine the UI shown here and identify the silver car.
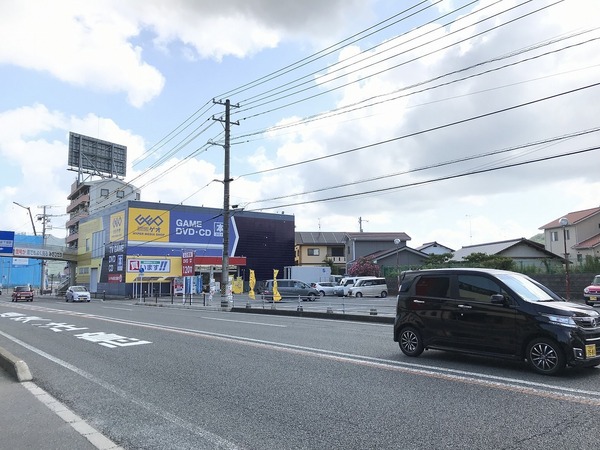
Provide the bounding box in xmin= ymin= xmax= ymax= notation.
xmin=65 ymin=286 xmax=91 ymax=302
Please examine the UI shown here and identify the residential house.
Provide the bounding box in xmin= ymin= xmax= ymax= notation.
xmin=539 ymin=206 xmax=600 ymax=266
xmin=343 ymin=232 xmax=428 ymax=271
xmin=416 ymin=241 xmax=454 ymax=255
xmin=295 ymin=231 xmax=346 ymax=273
xmin=450 ymin=238 xmax=564 ymax=270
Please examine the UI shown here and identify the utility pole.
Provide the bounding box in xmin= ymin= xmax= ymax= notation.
xmin=213 ymin=99 xmax=239 ymax=306
xmin=358 ymin=217 xmax=368 ymax=232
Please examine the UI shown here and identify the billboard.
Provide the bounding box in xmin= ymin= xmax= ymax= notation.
xmin=0 ymin=230 xmax=15 ymax=255
xmin=126 ymin=207 xmax=237 ymax=256
xmin=68 ymin=132 xmax=127 ymax=177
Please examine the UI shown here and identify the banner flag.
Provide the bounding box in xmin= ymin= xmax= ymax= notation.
xmin=273 ymin=269 xmax=281 ymax=302
xmin=249 ymin=270 xmax=256 ymax=299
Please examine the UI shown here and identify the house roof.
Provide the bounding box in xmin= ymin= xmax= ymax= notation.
xmin=539 ymin=206 xmax=600 ymax=230
xmin=573 ymin=233 xmax=600 ymax=250
xmin=348 ymin=246 xmax=429 ymax=265
xmin=295 ymin=231 xmax=347 ymax=245
xmin=451 ymin=238 xmax=562 ymax=262
xmin=344 ymin=232 xmax=411 ymax=242
xmin=416 ymin=241 xmax=455 ymax=252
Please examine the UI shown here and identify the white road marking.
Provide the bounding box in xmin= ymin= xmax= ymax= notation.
xmin=0 ymin=330 xmax=242 ymax=450
xmin=21 ymin=381 xmax=124 ymax=450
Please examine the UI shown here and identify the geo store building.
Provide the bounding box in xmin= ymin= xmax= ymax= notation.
xmin=73 ymin=200 xmax=294 ymax=297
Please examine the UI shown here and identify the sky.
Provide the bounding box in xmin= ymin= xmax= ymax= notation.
xmin=1 ymin=0 xmax=599 ymax=253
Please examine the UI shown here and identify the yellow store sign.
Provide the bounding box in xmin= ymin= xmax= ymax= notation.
xmin=128 ymin=208 xmax=170 ymax=242
xmin=110 ymin=211 xmax=125 ymax=242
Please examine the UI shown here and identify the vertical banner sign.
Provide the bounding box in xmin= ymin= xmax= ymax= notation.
xmin=273 ymin=269 xmax=281 ymax=302
xmin=181 ymin=251 xmax=195 ymax=277
xmin=249 ymin=270 xmax=256 ymax=300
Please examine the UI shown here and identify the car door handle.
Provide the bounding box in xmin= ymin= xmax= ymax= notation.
xmin=457 ymin=304 xmax=472 ymax=309
xmin=413 ymin=300 xmax=425 ymax=304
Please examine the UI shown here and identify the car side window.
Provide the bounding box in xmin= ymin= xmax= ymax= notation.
xmin=415 ymin=276 xmax=449 ymax=298
xmin=458 ymin=275 xmax=503 ymax=302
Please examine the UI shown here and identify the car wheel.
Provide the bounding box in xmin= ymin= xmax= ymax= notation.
xmin=526 ymin=338 xmax=565 ymax=375
xmin=319 ymin=290 xmax=325 ymax=296
xmin=87 ymin=299 xmax=90 ymax=302
xmin=355 ymin=292 xmax=363 ymax=298
xmin=399 ymin=326 xmax=424 ymax=357
xmin=307 ymin=293 xmax=316 ymax=302
xmin=380 ymin=291 xmax=388 ymax=298
xmin=66 ymin=297 xmax=69 ymax=302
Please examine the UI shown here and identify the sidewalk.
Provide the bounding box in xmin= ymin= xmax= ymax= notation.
xmin=0 ymin=350 xmax=122 ymax=450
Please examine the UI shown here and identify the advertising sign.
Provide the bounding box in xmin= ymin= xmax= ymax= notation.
xmin=127 ymin=259 xmax=170 ymax=273
xmin=169 ymin=210 xmax=224 ymax=244
xmin=0 ymin=230 xmax=14 ymax=255
xmin=106 ymin=241 xmax=125 ymax=283
xmin=128 ymin=208 xmax=170 ymax=242
xmin=182 ymin=250 xmax=195 ymax=277
xmin=13 ymin=247 xmax=64 ymax=259
xmin=110 ymin=211 xmax=126 ymax=242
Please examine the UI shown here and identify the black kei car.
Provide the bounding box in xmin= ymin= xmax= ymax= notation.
xmin=393 ymin=268 xmax=600 ymax=375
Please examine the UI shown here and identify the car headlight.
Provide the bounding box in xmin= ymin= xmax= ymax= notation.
xmin=543 ymin=314 xmax=576 ymax=327
xmin=584 ymin=288 xmax=590 ymax=294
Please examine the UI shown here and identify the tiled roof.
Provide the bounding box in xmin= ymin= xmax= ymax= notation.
xmin=573 ymin=233 xmax=600 ymax=250
xmin=539 ymin=206 xmax=600 ymax=230
xmin=344 ymin=232 xmax=411 ymax=242
xmin=416 ymin=241 xmax=455 ymax=252
xmin=451 ymin=238 xmax=558 ymax=261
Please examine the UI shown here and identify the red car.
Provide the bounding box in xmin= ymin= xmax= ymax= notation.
xmin=12 ymin=286 xmax=34 ymax=302
xmin=584 ymin=275 xmax=600 ymax=306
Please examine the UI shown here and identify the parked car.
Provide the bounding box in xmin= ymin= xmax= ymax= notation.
xmin=393 ymin=268 xmax=600 ymax=375
xmin=334 ymin=276 xmax=378 ymax=297
xmin=262 ymin=279 xmax=319 ymax=302
xmin=348 ymin=277 xmax=388 ymax=298
xmin=65 ymin=285 xmax=91 ymax=302
xmin=12 ymin=285 xmax=34 ymax=302
xmin=584 ymin=274 xmax=600 ymax=306
xmin=314 ymin=282 xmax=338 ymax=296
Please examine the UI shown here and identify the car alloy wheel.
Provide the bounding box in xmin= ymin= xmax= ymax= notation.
xmin=399 ymin=326 xmax=424 ymax=357
xmin=526 ymin=338 xmax=565 ymax=375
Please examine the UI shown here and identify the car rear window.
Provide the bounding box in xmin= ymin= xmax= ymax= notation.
xmin=415 ymin=276 xmax=450 ymax=298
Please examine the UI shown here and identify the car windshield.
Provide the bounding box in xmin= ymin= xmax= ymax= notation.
xmin=72 ymin=286 xmax=87 ymax=292
xmin=15 ymin=286 xmax=30 ymax=292
xmin=592 ymin=275 xmax=600 ymax=285
xmin=496 ymin=273 xmax=558 ymax=302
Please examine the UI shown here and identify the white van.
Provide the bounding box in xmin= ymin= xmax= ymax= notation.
xmin=348 ymin=277 xmax=388 ymax=298
xmin=334 ymin=276 xmax=377 ymax=297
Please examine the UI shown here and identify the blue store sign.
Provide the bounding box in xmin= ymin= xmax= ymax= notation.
xmin=0 ymin=230 xmax=15 ymax=255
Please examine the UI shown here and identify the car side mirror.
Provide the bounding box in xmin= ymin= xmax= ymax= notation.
xmin=490 ymin=294 xmax=507 ymax=305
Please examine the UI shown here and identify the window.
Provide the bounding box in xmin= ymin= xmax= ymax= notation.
xmin=135 ymin=192 xmax=141 ymax=200
xmin=116 ymin=190 xmax=125 ymax=198
xmin=415 ymin=276 xmax=449 ymax=298
xmin=565 ymin=229 xmax=570 ymax=240
xmin=550 ymin=231 xmax=558 ymax=242
xmin=307 ymin=248 xmax=320 ymax=256
xmin=458 ymin=275 xmax=503 ymax=302
xmin=100 ymin=188 xmax=109 ymax=197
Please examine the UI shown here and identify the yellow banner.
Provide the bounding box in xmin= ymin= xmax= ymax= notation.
xmin=128 ymin=208 xmax=170 ymax=242
xmin=109 ymin=211 xmax=125 ymax=242
xmin=273 ymin=269 xmax=281 ymax=302
xmin=249 ymin=270 xmax=256 ymax=300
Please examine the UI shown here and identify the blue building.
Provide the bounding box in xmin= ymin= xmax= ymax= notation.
xmin=0 ymin=234 xmax=43 ymax=288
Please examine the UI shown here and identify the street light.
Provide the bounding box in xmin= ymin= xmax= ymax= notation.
xmin=394 ymin=238 xmax=401 ymax=290
xmin=558 ymin=217 xmax=570 ymax=300
xmin=13 ymin=202 xmax=37 ymax=236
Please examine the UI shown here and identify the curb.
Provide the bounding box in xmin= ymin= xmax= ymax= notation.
xmin=0 ymin=346 xmax=33 ymax=382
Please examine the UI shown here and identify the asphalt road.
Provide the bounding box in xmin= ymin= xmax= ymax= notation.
xmin=1 ymin=296 xmax=600 ymax=449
